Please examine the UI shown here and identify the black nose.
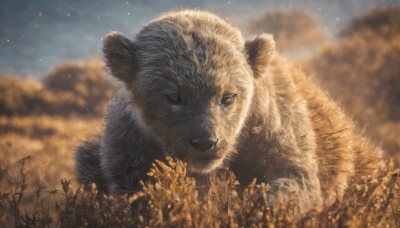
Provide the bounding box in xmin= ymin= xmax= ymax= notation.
xmin=190 ymin=138 xmax=219 ymax=152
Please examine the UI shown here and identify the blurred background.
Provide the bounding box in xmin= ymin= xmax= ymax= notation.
xmin=0 ymin=0 xmax=399 ymax=193
xmin=0 ymin=0 xmax=398 ymax=76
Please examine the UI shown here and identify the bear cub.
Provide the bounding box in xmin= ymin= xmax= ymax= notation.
xmin=76 ymin=10 xmax=382 ymax=210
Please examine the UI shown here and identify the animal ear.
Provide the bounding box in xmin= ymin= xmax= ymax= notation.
xmin=245 ymin=34 xmax=276 ymax=78
xmin=103 ymin=32 xmax=137 ymax=84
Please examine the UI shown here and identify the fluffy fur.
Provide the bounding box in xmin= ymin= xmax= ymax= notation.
xmin=76 ymin=10 xmax=383 ymax=210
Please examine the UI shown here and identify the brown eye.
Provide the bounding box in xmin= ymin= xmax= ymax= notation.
xmin=168 ymin=94 xmax=181 ymax=104
xmin=221 ymin=93 xmax=236 ymax=106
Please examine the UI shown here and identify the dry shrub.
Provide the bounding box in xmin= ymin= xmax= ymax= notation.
xmin=0 ymin=59 xmax=115 ymax=117
xmin=0 ymin=116 xmax=102 ymax=191
xmin=134 ymin=158 xmax=400 ymax=227
xmin=309 ymin=31 xmax=400 ymax=124
xmin=137 ymin=158 xmax=300 ymax=227
xmin=0 ymin=116 xmax=107 ymax=226
xmin=0 ymin=157 xmax=133 ymax=227
xmin=376 ymin=123 xmax=400 ymax=164
xmin=341 ymin=6 xmax=400 ymax=40
xmin=0 ymin=76 xmax=57 ymax=116
xmin=44 ymin=59 xmax=115 ymax=115
xmin=248 ymin=9 xmax=326 ymax=55
xmin=1 ymin=156 xmax=399 ymax=227
xmin=305 ymin=6 xmax=400 ymax=163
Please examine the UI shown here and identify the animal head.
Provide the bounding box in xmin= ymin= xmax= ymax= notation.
xmin=103 ymin=10 xmax=275 ymax=173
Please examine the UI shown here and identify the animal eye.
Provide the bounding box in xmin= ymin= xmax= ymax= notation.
xmin=221 ymin=93 xmax=236 ymax=106
xmin=167 ymin=94 xmax=181 ymax=104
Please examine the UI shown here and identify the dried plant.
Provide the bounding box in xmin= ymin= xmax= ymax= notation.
xmin=0 ymin=59 xmax=114 ymax=117
xmin=305 ymin=6 xmax=400 ymax=163
xmin=248 ymin=9 xmax=326 ymax=56
xmin=1 ymin=156 xmax=398 ymax=227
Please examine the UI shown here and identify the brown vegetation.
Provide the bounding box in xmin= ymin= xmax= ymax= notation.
xmin=248 ymin=9 xmax=326 ymax=57
xmin=1 ymin=156 xmax=399 ymax=227
xmin=306 ymin=6 xmax=400 ymax=163
xmin=0 ymin=116 xmax=102 ymax=190
xmin=341 ymin=6 xmax=400 ymax=39
xmin=44 ymin=59 xmax=115 ymax=115
xmin=0 ymin=59 xmax=114 ymax=117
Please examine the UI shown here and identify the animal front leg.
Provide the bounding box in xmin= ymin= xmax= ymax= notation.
xmin=267 ymin=178 xmax=309 ymax=211
xmin=265 ymin=162 xmax=323 ymax=212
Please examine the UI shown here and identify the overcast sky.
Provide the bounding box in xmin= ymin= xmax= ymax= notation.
xmin=0 ymin=0 xmax=398 ymax=78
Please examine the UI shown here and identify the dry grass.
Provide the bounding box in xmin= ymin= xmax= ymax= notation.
xmin=1 ymin=155 xmax=399 ymax=227
xmin=0 ymin=116 xmax=102 ymax=191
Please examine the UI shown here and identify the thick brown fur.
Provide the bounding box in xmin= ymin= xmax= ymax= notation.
xmin=75 ymin=10 xmax=383 ymax=210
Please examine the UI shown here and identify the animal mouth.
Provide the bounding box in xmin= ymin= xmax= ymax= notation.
xmin=186 ymin=154 xmax=223 ymax=173
xmin=196 ymin=155 xmax=221 ymax=164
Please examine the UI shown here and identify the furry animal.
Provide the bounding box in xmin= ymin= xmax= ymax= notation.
xmin=76 ymin=10 xmax=382 ymax=210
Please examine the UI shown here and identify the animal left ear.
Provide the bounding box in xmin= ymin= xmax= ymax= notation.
xmin=103 ymin=31 xmax=137 ymax=86
xmin=245 ymin=34 xmax=276 ymax=78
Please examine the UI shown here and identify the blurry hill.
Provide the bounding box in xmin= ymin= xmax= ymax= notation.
xmin=1 ymin=0 xmax=399 ymax=78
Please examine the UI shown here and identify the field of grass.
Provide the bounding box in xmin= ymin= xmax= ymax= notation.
xmin=0 ymin=6 xmax=399 ymax=227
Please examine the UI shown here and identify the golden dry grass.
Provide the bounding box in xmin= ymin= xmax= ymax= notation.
xmin=1 ymin=154 xmax=399 ymax=227
xmin=0 ymin=116 xmax=102 ymax=189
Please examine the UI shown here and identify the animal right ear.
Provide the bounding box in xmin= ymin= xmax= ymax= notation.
xmin=103 ymin=32 xmax=137 ymax=85
xmin=245 ymin=34 xmax=276 ymax=79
